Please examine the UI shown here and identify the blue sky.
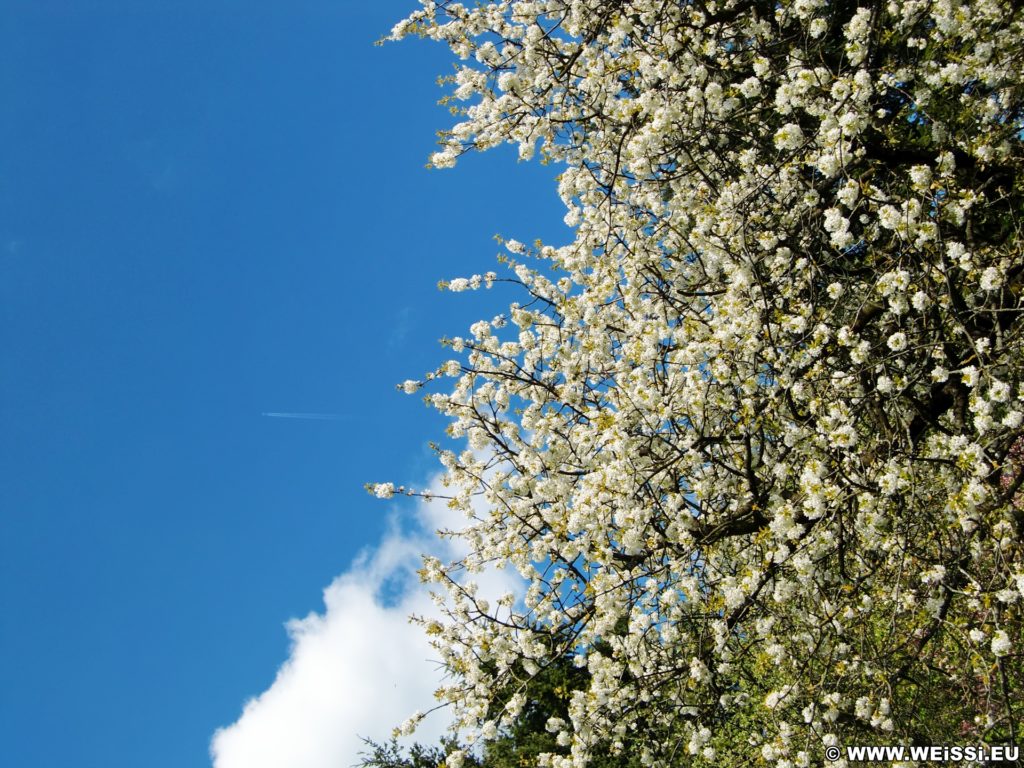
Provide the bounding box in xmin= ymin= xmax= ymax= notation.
xmin=0 ymin=3 xmax=566 ymax=766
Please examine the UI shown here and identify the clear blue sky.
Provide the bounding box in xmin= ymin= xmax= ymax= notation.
xmin=0 ymin=3 xmax=565 ymax=766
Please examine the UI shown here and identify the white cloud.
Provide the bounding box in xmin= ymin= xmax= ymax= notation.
xmin=210 ymin=481 xmax=521 ymax=768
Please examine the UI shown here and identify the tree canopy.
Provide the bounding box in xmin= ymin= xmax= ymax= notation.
xmin=380 ymin=0 xmax=1024 ymax=764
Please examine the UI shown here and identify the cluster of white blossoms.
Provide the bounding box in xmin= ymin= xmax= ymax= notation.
xmin=385 ymin=0 xmax=1023 ymax=764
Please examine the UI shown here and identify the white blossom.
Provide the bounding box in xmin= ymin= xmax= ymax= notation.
xmin=980 ymin=266 xmax=1003 ymax=291
xmin=372 ymin=482 xmax=395 ymax=499
xmin=774 ymin=123 xmax=805 ymax=151
xmin=909 ymin=165 xmax=932 ymax=191
xmin=992 ymin=630 xmax=1012 ymax=657
xmin=887 ymin=332 xmax=908 ymax=351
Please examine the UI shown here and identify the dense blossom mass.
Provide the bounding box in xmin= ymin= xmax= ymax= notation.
xmin=383 ymin=0 xmax=1024 ymax=764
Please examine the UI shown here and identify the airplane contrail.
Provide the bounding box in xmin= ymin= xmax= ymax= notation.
xmin=261 ymin=412 xmax=348 ymax=421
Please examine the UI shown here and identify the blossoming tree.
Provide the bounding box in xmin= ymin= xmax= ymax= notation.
xmin=380 ymin=0 xmax=1024 ymax=764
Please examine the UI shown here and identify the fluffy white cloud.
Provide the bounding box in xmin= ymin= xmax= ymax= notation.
xmin=210 ymin=484 xmax=521 ymax=768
